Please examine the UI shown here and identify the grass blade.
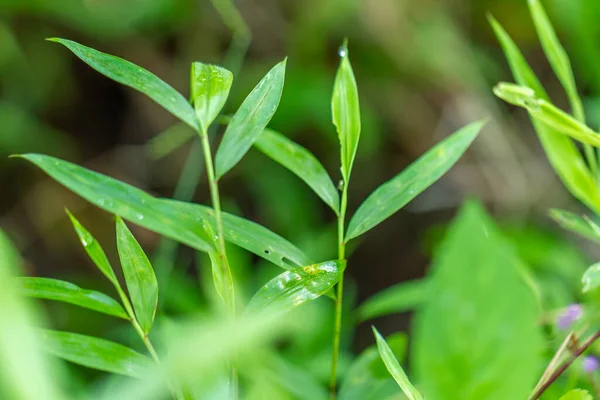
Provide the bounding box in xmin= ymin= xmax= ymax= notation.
xmin=49 ymin=38 xmax=199 ymax=131
xmin=372 ymin=327 xmax=422 ymax=400
xmin=357 ymin=279 xmax=428 ymax=322
xmin=549 ymin=208 xmax=600 ymax=243
xmin=40 ymin=329 xmax=152 ymax=378
xmin=190 ymin=63 xmax=233 ymax=132
xmin=215 ymin=59 xmax=286 ymax=178
xmin=116 ymin=217 xmax=159 ymax=335
xmin=254 ymin=128 xmax=340 ymax=214
xmin=346 ymin=120 xmax=483 ymax=241
xmin=17 ymin=277 xmax=128 ymax=319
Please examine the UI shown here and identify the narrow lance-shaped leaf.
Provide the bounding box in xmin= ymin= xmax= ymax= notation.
xmin=346 ymin=120 xmax=484 ymax=241
xmin=116 ymin=217 xmax=158 ymax=334
xmin=357 ymin=279 xmax=428 ymax=322
xmin=49 ymin=38 xmax=199 ymax=131
xmin=489 ymin=16 xmax=600 ymax=213
xmin=332 ymin=41 xmax=361 ymax=182
xmin=17 ymin=277 xmax=128 ymax=319
xmin=215 ymin=59 xmax=287 ymax=178
xmin=202 ymin=219 xmax=234 ymax=309
xmin=246 ymin=260 xmax=344 ymax=314
xmin=18 ymin=154 xmax=312 ymax=268
xmin=372 ymin=327 xmax=422 ymax=400
xmin=582 ymin=263 xmax=600 ymax=293
xmin=40 ymin=329 xmax=152 ymax=378
xmin=190 ymin=63 xmax=233 ymax=132
xmin=549 ymin=209 xmax=600 ymax=243
xmin=254 ymin=128 xmax=340 ymax=214
xmin=66 ymin=209 xmax=120 ymax=287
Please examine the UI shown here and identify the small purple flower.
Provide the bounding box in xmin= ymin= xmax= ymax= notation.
xmin=556 ymin=304 xmax=583 ymax=330
xmin=583 ymin=356 xmax=599 ymax=373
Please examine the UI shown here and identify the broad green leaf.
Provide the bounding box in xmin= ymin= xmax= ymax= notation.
xmin=254 ymin=128 xmax=340 ymax=214
xmin=529 ymin=0 xmax=585 ymax=122
xmin=17 ymin=277 xmax=128 ymax=319
xmin=489 ymin=16 xmax=600 ymax=213
xmin=412 ymin=201 xmax=543 ymax=399
xmin=560 ymin=389 xmax=593 ymax=400
xmin=0 ymin=232 xmax=64 ymax=400
xmin=582 ymin=262 xmax=600 ymax=293
xmin=549 ymin=209 xmax=600 ymax=243
xmin=66 ymin=209 xmax=120 ymax=287
xmin=49 ymin=38 xmax=199 ymax=131
xmin=332 ymin=41 xmax=361 ymax=182
xmin=40 ymin=329 xmax=152 ymax=378
xmin=357 ymin=279 xmax=427 ymax=322
xmin=215 ymin=59 xmax=287 ymax=178
xmin=339 ymin=333 xmax=408 ymax=400
xmin=190 ymin=63 xmax=233 ymax=132
xmin=346 ymin=120 xmax=483 ymax=241
xmin=116 ymin=217 xmax=158 ymax=334
xmin=18 ymin=154 xmax=311 ymax=268
xmin=246 ymin=260 xmax=344 ymax=314
xmin=372 ymin=327 xmax=422 ymax=400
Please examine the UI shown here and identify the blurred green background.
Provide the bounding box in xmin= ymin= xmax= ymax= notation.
xmin=2 ymin=0 xmax=599 ymax=383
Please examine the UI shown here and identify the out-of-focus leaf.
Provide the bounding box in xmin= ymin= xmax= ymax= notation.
xmin=549 ymin=208 xmax=600 ymax=243
xmin=66 ymin=209 xmax=120 ymax=287
xmin=346 ymin=121 xmax=483 ymax=241
xmin=489 ymin=16 xmax=600 ymax=213
xmin=0 ymin=231 xmax=64 ymax=400
xmin=268 ymin=353 xmax=329 ymax=400
xmin=372 ymin=327 xmax=422 ymax=400
xmin=560 ymin=389 xmax=594 ymax=400
xmin=49 ymin=38 xmax=199 ymax=131
xmin=18 ymin=154 xmax=311 ymax=268
xmin=246 ymin=260 xmax=344 ymax=314
xmin=215 ymin=60 xmax=286 ymax=178
xmin=582 ymin=263 xmax=600 ymax=293
xmin=357 ymin=279 xmax=427 ymax=322
xmin=190 ymin=63 xmax=233 ymax=132
xmin=17 ymin=277 xmax=128 ymax=319
xmin=40 ymin=329 xmax=152 ymax=378
xmin=254 ymin=128 xmax=340 ymax=214
xmin=146 ymin=123 xmax=194 ymax=160
xmin=116 ymin=217 xmax=158 ymax=334
xmin=332 ymin=41 xmax=361 ymax=182
xmin=412 ymin=201 xmax=543 ymax=399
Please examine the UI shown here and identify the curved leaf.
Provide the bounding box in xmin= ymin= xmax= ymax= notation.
xmin=17 ymin=277 xmax=128 ymax=319
xmin=49 ymin=38 xmax=199 ymax=131
xmin=357 ymin=279 xmax=427 ymax=322
xmin=215 ymin=59 xmax=286 ymax=178
xmin=254 ymin=128 xmax=340 ymax=214
xmin=116 ymin=217 xmax=158 ymax=334
xmin=582 ymin=262 xmax=600 ymax=293
xmin=190 ymin=63 xmax=233 ymax=132
xmin=246 ymin=260 xmax=344 ymax=314
xmin=549 ymin=209 xmax=600 ymax=243
xmin=332 ymin=41 xmax=361 ymax=182
xmin=17 ymin=154 xmax=311 ymax=269
xmin=40 ymin=329 xmax=152 ymax=378
xmin=346 ymin=120 xmax=484 ymax=241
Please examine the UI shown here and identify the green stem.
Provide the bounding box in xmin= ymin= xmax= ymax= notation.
xmin=329 ymin=184 xmax=348 ymax=399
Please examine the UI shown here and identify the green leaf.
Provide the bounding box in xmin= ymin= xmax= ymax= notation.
xmin=346 ymin=120 xmax=483 ymax=241
xmin=412 ymin=201 xmax=543 ymax=399
xmin=372 ymin=327 xmax=422 ymax=400
xmin=582 ymin=262 xmax=600 ymax=293
xmin=489 ymin=16 xmax=600 ymax=213
xmin=202 ymin=219 xmax=234 ymax=308
xmin=66 ymin=209 xmax=120 ymax=287
xmin=17 ymin=154 xmax=311 ymax=269
xmin=254 ymin=128 xmax=340 ymax=214
xmin=215 ymin=59 xmax=287 ymax=178
xmin=528 ymin=0 xmax=585 ymax=122
xmin=16 ymin=277 xmax=128 ymax=319
xmin=332 ymin=41 xmax=361 ymax=182
xmin=549 ymin=208 xmax=600 ymax=243
xmin=246 ymin=260 xmax=344 ymax=314
xmin=0 ymin=232 xmax=64 ymax=400
xmin=40 ymin=329 xmax=152 ymax=378
xmin=49 ymin=38 xmax=199 ymax=131
xmin=357 ymin=279 xmax=427 ymax=322
xmin=559 ymin=389 xmax=593 ymax=400
xmin=190 ymin=63 xmax=233 ymax=132
xmin=116 ymin=217 xmax=158 ymax=334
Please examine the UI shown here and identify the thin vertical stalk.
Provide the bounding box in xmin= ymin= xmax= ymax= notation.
xmin=329 ymin=183 xmax=348 ymax=399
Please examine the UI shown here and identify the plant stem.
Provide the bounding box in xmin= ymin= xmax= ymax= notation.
xmin=329 ymin=183 xmax=348 ymax=399
xmin=531 ymin=330 xmax=600 ymax=399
